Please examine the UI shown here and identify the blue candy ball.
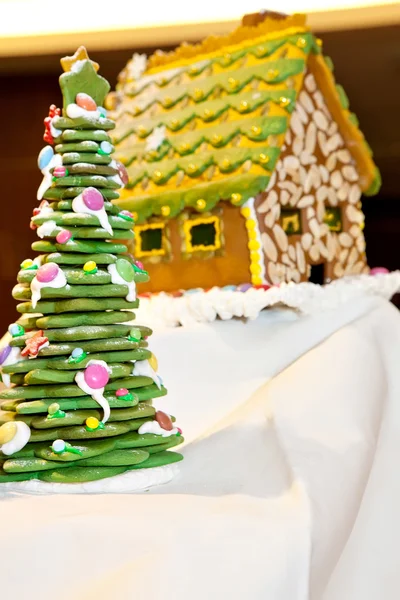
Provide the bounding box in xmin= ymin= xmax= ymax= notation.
xmin=37 ymin=145 xmax=54 ymax=171
xmin=71 ymin=347 xmax=83 ymax=358
xmin=100 ymin=141 xmax=113 ymax=155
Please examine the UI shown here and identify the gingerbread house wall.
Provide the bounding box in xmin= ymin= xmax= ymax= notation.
xmin=254 ymin=71 xmax=368 ymax=285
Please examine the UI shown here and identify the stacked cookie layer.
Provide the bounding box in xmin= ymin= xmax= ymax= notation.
xmin=0 ymin=49 xmax=183 ymax=485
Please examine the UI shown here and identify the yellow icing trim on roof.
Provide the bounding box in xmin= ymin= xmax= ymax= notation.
xmin=308 ymin=53 xmax=377 ymax=193
xmin=147 ymin=17 xmax=308 ymax=73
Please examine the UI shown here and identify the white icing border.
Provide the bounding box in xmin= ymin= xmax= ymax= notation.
xmin=134 ymin=272 xmax=400 ymax=327
xmin=0 ymin=464 xmax=180 ymax=496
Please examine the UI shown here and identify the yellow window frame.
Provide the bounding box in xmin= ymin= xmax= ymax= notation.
xmin=134 ymin=222 xmax=166 ymax=258
xmin=183 ymin=215 xmax=221 ymax=252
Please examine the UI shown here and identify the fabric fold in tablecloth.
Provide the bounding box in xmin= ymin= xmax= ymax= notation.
xmin=0 ymin=296 xmax=399 ymax=600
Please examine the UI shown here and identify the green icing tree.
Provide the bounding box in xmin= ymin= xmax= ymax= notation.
xmin=0 ymin=47 xmax=183 ymax=486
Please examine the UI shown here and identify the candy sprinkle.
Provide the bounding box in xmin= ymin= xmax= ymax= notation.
xmin=116 ymin=388 xmax=133 ymax=401
xmin=68 ymin=347 xmax=87 ymax=364
xmin=85 ymin=416 xmax=105 ymax=432
xmin=8 ymin=323 xmax=25 ymax=338
xmin=83 ymin=261 xmax=97 ymax=274
xmin=128 ymin=327 xmax=141 ymax=342
xmin=20 ymin=259 xmax=38 ymax=271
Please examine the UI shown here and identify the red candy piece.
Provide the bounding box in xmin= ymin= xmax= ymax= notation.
xmin=84 ymin=363 xmax=110 ymax=389
xmin=36 ymin=263 xmax=59 ymax=283
xmin=115 ymin=161 xmax=129 ymax=185
xmin=30 ymin=221 xmax=37 ymax=230
xmin=21 ymin=330 xmax=49 ymax=358
xmin=82 ymin=187 xmax=104 ymax=211
xmin=116 ymin=388 xmax=129 ymax=397
xmin=43 ymin=105 xmax=61 ymax=144
xmin=76 ymin=93 xmax=97 ymax=111
xmin=56 ymin=230 xmax=72 ymax=244
xmin=33 ymin=200 xmax=50 ymax=217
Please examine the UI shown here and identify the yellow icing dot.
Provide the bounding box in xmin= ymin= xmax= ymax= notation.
xmin=137 ymin=125 xmax=147 ymax=137
xmin=149 ymin=354 xmax=158 ymax=371
xmin=170 ymin=118 xmax=179 ymax=128
xmin=241 ymin=207 xmax=251 ymax=218
xmin=153 ymin=170 xmax=163 ymax=182
xmin=256 ymin=45 xmax=265 ymax=56
xmin=193 ymin=88 xmax=204 ymax=100
xmin=212 ymin=134 xmax=222 ymax=145
xmin=228 ymin=77 xmax=239 ymax=89
xmin=86 ymin=417 xmax=100 ymax=430
xmin=204 ymin=109 xmax=214 ymax=120
xmin=84 ymin=261 xmax=97 ymax=272
xmin=267 ymin=68 xmax=279 ymax=80
xmin=187 ymin=163 xmax=197 ymax=174
xmin=248 ymin=229 xmax=257 ymax=240
xmin=279 ymin=97 xmax=290 ymax=108
xmin=252 ymin=275 xmax=263 ymax=285
xmin=251 ymin=125 xmax=261 ymax=136
xmin=296 ymin=37 xmax=307 ymax=48
xmin=231 ymin=193 xmax=242 ymax=204
xmin=360 ymin=221 xmax=365 ymax=230
xmin=250 ymin=263 xmax=262 ymax=275
xmin=250 ymin=251 xmax=260 ymax=262
xmin=316 ymin=38 xmax=323 ymax=47
xmin=161 ymin=205 xmax=171 ymax=217
xmin=248 ymin=239 xmax=260 ymax=251
xmin=221 ymin=158 xmax=231 ymax=170
xmin=245 ymin=219 xmax=256 ymax=230
xmin=164 ymin=96 xmax=173 ymax=107
xmin=179 ymin=143 xmax=190 ymax=153
xmin=258 ymin=153 xmax=270 ymax=164
xmin=0 ymin=422 xmax=17 ymax=445
xmin=196 ymin=199 xmax=206 ymax=210
xmin=239 ymin=101 xmax=249 ymax=112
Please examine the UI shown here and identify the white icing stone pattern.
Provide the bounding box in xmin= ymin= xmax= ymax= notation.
xmin=107 ymin=264 xmax=136 ymax=301
xmin=72 ymin=192 xmax=113 ymax=235
xmin=133 ymin=273 xmax=400 ymax=327
xmin=132 ymin=359 xmax=162 ymax=389
xmin=75 ymin=360 xmax=112 ymax=423
xmin=256 ymin=71 xmax=367 ymax=285
xmin=240 ymin=198 xmax=266 ymax=285
xmin=138 ymin=421 xmax=178 ymax=437
xmin=30 ymin=268 xmax=67 ymax=309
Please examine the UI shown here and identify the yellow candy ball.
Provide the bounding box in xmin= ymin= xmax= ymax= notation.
xmin=86 ymin=417 xmax=99 ymax=430
xmin=0 ymin=422 xmax=17 ymax=445
xmin=21 ymin=259 xmax=33 ymax=269
xmin=250 ymin=251 xmax=260 ymax=262
xmin=149 ymin=354 xmax=158 ymax=372
xmin=248 ymin=230 xmax=257 ymax=240
xmin=248 ymin=240 xmax=260 ymax=251
xmin=245 ymin=219 xmax=256 ymax=231
xmin=252 ymin=275 xmax=263 ymax=285
xmin=250 ymin=263 xmax=262 ymax=275
xmin=84 ymin=261 xmax=97 ymax=272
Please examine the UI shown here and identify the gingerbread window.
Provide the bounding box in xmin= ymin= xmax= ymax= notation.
xmin=323 ymin=207 xmax=342 ymax=232
xmin=183 ymin=216 xmax=221 ymax=253
xmin=281 ymin=209 xmax=302 ymax=235
xmin=134 ymin=223 xmax=166 ymax=258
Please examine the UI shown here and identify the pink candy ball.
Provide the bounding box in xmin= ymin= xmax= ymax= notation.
xmin=56 ymin=230 xmax=72 ymax=244
xmin=76 ymin=93 xmax=97 ymax=111
xmin=84 ymin=364 xmax=109 ymax=389
xmin=135 ymin=260 xmax=144 ymax=270
xmin=116 ymin=388 xmax=129 ymax=397
xmin=82 ymin=187 xmax=104 ymax=211
xmin=370 ymin=267 xmax=389 ymax=275
xmin=36 ymin=263 xmax=59 ymax=283
xmin=53 ymin=166 xmax=68 ymax=178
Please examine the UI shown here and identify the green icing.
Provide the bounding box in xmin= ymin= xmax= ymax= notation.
xmin=335 ymin=84 xmax=350 ymax=110
xmin=117 ymin=172 xmax=270 ymax=222
xmin=364 ymin=167 xmax=382 ymax=196
xmin=59 ymin=59 xmax=110 ymax=108
xmin=348 ymin=112 xmax=360 ymax=127
xmin=324 ymin=56 xmax=334 ymax=72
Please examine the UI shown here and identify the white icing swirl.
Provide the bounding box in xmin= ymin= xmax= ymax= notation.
xmin=138 ymin=421 xmax=178 ymax=437
xmin=66 ymin=104 xmax=103 ymax=120
xmin=0 ymin=422 xmax=31 ymax=456
xmin=132 ymin=359 xmax=161 ymax=389
xmin=30 ymin=268 xmax=67 ymax=309
xmin=107 ymin=264 xmax=136 ymax=301
xmin=72 ymin=192 xmax=113 ymax=236
xmin=37 ymin=154 xmax=63 ymax=201
xmin=36 ymin=220 xmax=57 ymax=239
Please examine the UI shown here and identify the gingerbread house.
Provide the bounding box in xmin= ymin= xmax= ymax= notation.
xmin=108 ymin=12 xmax=380 ymax=294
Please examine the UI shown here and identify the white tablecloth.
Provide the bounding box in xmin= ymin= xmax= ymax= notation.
xmin=1 ymin=297 xmax=399 ymax=599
